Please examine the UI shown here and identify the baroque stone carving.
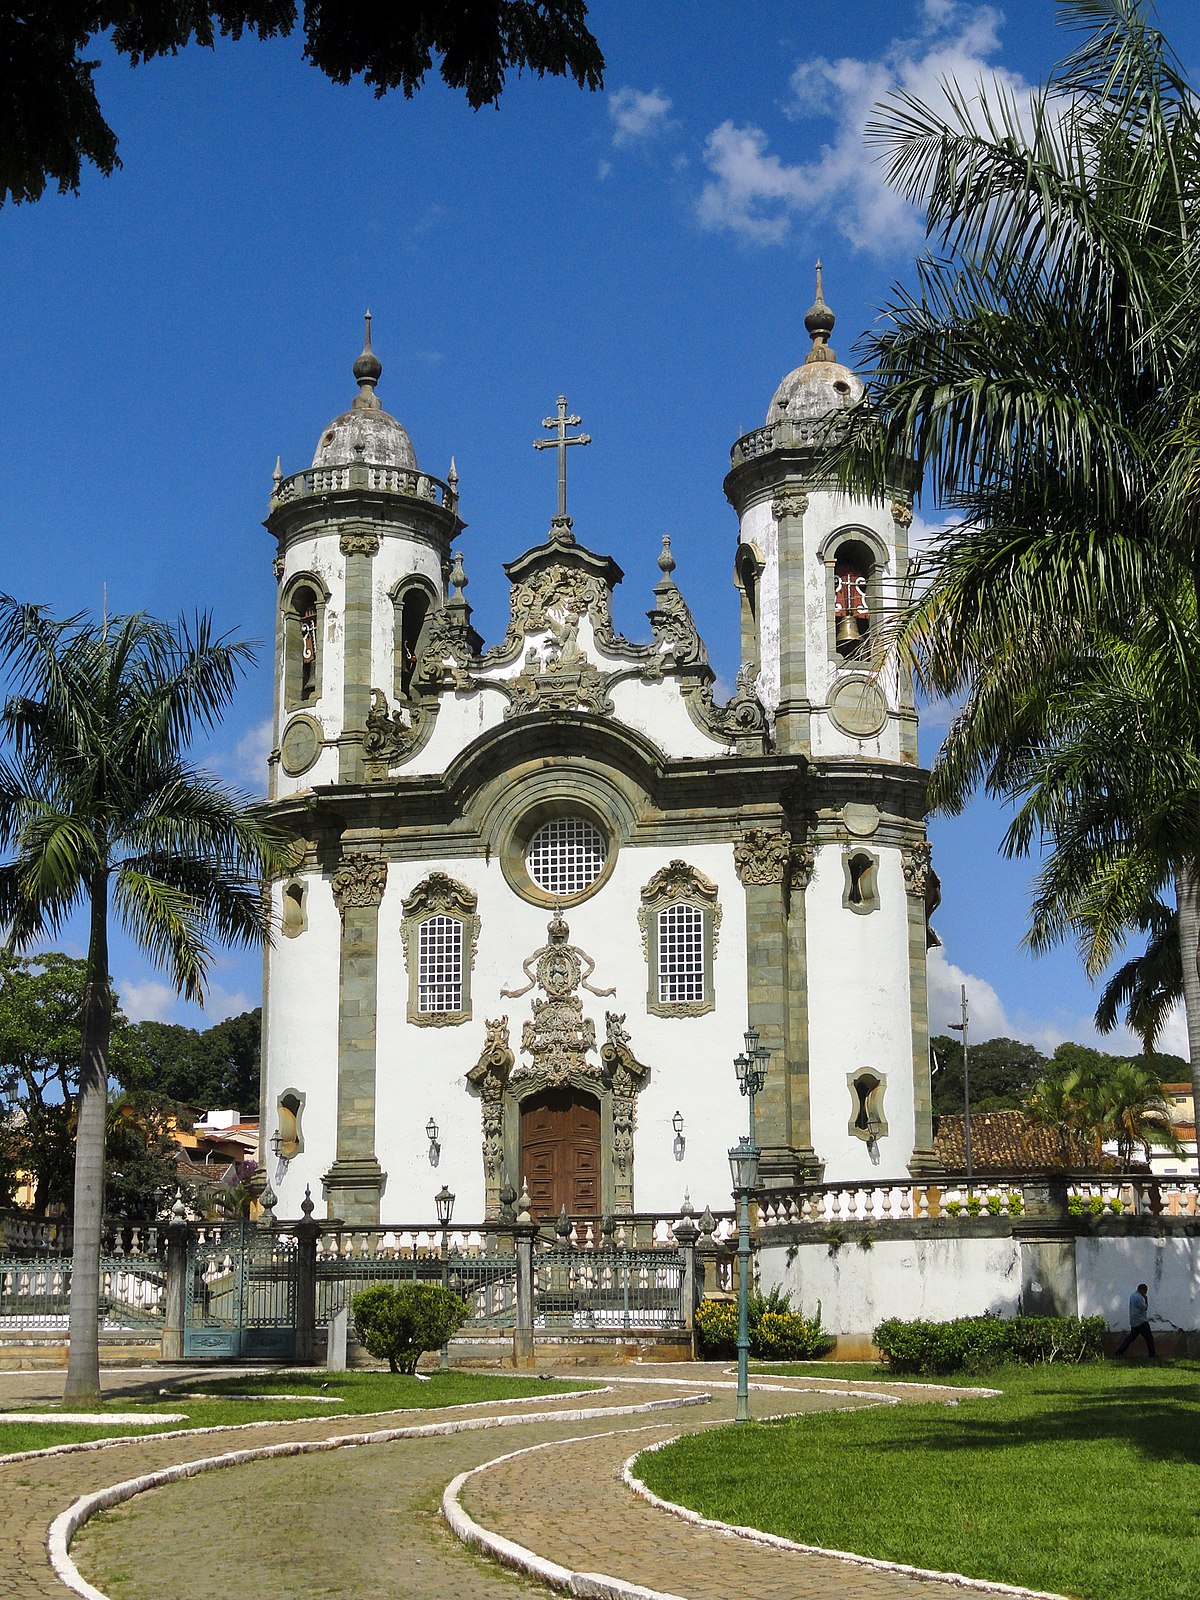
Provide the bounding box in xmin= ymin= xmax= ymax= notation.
xmin=272 ymin=555 xmax=285 ymax=581
xmin=638 ymin=861 xmax=722 ymax=959
xmin=331 ymin=853 xmax=387 ymax=914
xmin=414 ymin=607 xmax=476 ymax=692
xmin=787 ymin=844 xmax=816 ymax=892
xmin=691 ymin=664 xmax=767 ymax=745
xmin=400 ymin=873 xmax=481 ymax=970
xmin=772 ymin=490 xmax=809 ymax=521
xmin=733 ymin=829 xmax=791 ymax=885
xmin=901 ymin=841 xmax=934 ymax=897
xmin=363 ymin=688 xmax=425 ymax=764
xmin=601 ymin=1012 xmax=650 ymax=1178
xmin=503 ymin=911 xmax=614 ymax=1086
xmin=466 ymin=1017 xmax=514 ymax=1185
xmin=339 ymin=532 xmax=380 ymax=557
xmin=891 ymin=500 xmax=914 ymax=528
xmin=646 ymin=579 xmax=708 ymax=671
xmin=504 ymin=654 xmax=614 ymax=719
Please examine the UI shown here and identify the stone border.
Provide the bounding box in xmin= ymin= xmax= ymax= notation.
xmin=46 ymin=1393 xmax=710 ymax=1600
xmin=0 ymin=1384 xmax=613 ymax=1468
xmin=623 ymin=1437 xmax=1070 ymax=1600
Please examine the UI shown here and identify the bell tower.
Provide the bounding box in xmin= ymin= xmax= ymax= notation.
xmin=265 ymin=315 xmax=464 ymax=800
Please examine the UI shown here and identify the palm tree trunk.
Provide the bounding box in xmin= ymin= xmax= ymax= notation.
xmin=63 ymin=878 xmax=111 ymax=1405
xmin=1174 ymin=861 xmax=1200 ymax=1181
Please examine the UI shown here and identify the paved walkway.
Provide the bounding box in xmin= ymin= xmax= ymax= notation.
xmin=0 ymin=1364 xmax=1015 ymax=1600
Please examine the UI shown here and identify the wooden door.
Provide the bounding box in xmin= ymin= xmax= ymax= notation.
xmin=520 ymin=1088 xmax=601 ymax=1221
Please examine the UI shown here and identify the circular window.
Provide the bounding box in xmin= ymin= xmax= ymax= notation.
xmin=526 ymin=817 xmax=608 ymax=897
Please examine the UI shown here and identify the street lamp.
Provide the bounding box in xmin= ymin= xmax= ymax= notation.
xmin=435 ymin=1184 xmax=455 ymax=1372
xmin=729 ymin=1136 xmax=759 ymax=1423
xmin=947 ymin=983 xmax=973 ymax=1194
xmin=672 ymin=1109 xmax=686 ymax=1163
xmin=734 ymin=1025 xmax=771 ymax=1149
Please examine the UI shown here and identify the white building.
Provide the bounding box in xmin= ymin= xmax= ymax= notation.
xmin=259 ymin=285 xmax=940 ymax=1225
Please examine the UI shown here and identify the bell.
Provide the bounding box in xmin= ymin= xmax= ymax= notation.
xmin=836 ymin=613 xmax=863 ymax=652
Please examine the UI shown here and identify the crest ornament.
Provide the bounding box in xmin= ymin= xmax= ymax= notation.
xmin=734 ymin=829 xmax=791 ymax=885
xmin=331 ymin=853 xmax=387 ymax=914
xmin=902 ymin=841 xmax=934 ymax=897
xmin=771 ymin=490 xmax=809 ymax=521
xmin=363 ymin=688 xmax=426 ymax=767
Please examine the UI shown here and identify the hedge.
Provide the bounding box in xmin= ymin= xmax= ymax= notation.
xmin=873 ymin=1313 xmax=1107 ymax=1374
xmin=695 ymin=1288 xmax=831 ymax=1360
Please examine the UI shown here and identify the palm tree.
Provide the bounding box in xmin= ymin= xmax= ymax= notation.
xmin=0 ymin=598 xmax=293 ymax=1403
xmin=1094 ymin=898 xmax=1181 ymax=1049
xmin=848 ymin=0 xmax=1200 ymax=1167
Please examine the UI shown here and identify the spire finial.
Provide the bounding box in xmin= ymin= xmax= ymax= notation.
xmin=657 ymin=533 xmax=676 ymax=579
xmin=804 ymin=258 xmax=836 ymax=364
xmin=352 ymin=309 xmax=383 ymax=408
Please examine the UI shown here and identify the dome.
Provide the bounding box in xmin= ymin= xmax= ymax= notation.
xmin=766 ymin=263 xmax=864 ymax=425
xmin=311 ymin=313 xmax=418 ymax=470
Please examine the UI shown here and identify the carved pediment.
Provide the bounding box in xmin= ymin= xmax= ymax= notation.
xmin=638 ymin=860 xmax=722 ymax=957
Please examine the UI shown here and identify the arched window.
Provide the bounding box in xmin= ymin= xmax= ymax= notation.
xmin=276 ymin=1089 xmax=305 ymax=1159
xmin=833 ymin=540 xmax=873 ymax=660
xmin=283 ymin=576 xmax=327 ymax=710
xmin=734 ymin=543 xmax=763 ymax=671
xmin=848 ymin=1070 xmax=888 ymax=1146
xmin=842 ymin=850 xmax=880 ymax=914
xmin=401 ymin=873 xmax=480 ymax=1026
xmin=393 ymin=580 xmax=436 ymax=700
xmin=281 ymin=881 xmax=307 ymax=938
xmin=639 ymin=861 xmax=721 ymax=1018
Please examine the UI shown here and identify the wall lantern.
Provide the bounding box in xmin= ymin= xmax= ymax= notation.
xmin=426 ymin=1117 xmax=440 ymax=1167
xmin=672 ymin=1110 xmax=686 ymax=1163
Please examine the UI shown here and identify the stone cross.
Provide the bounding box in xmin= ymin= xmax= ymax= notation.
xmin=534 ymin=395 xmax=590 ymax=519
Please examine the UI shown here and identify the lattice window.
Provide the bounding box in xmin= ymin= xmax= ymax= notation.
xmin=657 ymin=903 xmax=705 ymax=1004
xmin=526 ymin=817 xmax=607 ymax=897
xmin=417 ymin=916 xmax=463 ymax=1014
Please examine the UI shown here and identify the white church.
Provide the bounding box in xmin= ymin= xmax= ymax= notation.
xmin=258 ymin=280 xmax=941 ymax=1226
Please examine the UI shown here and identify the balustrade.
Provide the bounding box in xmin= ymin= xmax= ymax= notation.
xmin=271 ymin=463 xmax=453 ymax=509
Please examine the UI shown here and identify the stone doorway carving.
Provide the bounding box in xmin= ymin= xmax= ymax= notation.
xmin=520 ymin=1087 xmax=601 ymax=1220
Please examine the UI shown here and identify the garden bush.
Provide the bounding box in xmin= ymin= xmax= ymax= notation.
xmin=873 ymin=1313 xmax=1107 ymax=1374
xmin=351 ymin=1283 xmax=468 ymax=1373
xmin=694 ymin=1288 xmax=831 ymax=1360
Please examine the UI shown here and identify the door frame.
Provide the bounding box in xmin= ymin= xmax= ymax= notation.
xmin=504 ymin=1070 xmax=620 ymax=1217
xmin=518 ymin=1083 xmax=603 ymax=1220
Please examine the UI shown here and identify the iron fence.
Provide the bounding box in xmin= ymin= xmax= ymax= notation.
xmin=534 ymin=1243 xmax=685 ymax=1330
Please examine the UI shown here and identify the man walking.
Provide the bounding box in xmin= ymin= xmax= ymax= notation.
xmin=1115 ymin=1282 xmax=1156 ymax=1357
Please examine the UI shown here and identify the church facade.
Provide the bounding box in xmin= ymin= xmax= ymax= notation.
xmin=259 ymin=287 xmax=940 ymax=1226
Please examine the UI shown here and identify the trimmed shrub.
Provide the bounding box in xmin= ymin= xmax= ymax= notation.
xmin=873 ymin=1313 xmax=1107 ymax=1375
xmin=694 ymin=1288 xmax=832 ymax=1361
xmin=351 ymin=1283 xmax=468 ymax=1373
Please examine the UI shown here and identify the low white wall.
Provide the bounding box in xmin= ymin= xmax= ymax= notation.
xmin=762 ymin=1235 xmax=1021 ymax=1335
xmin=1076 ymin=1235 xmax=1200 ymax=1336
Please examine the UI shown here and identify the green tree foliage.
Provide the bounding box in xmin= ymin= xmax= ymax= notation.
xmin=0 ymin=597 xmax=294 ymax=1403
xmin=103 ymin=1094 xmax=184 ymax=1221
xmin=930 ymin=1035 xmax=1048 ymax=1113
xmin=1026 ymin=1048 xmax=1183 ymax=1170
xmin=0 ymin=3 xmax=605 ymax=205
xmin=124 ymin=1008 xmax=261 ymax=1112
xmin=852 ymin=1 xmax=1200 ymax=1156
xmin=351 ymin=1283 xmax=468 ymax=1374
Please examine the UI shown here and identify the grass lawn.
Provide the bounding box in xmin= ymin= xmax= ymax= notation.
xmin=0 ymin=1370 xmax=599 ymax=1455
xmin=637 ymin=1359 xmax=1200 ymax=1600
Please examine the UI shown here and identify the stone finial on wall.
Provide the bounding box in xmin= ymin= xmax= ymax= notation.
xmin=734 ymin=828 xmax=792 ymax=885
xmin=331 ymin=852 xmax=388 ymax=914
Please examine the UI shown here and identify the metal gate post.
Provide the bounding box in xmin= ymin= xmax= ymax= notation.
xmin=293 ymin=1189 xmax=319 ymax=1364
xmin=513 ymin=1188 xmax=536 ymax=1368
xmin=676 ymin=1207 xmax=699 ymax=1353
xmin=160 ymin=1198 xmax=189 ymax=1361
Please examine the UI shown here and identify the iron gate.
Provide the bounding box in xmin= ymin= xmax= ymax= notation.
xmin=183 ymin=1222 xmax=297 ymax=1359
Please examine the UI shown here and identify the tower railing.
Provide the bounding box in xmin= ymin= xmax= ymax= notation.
xmin=271 ymin=462 xmax=457 ymax=510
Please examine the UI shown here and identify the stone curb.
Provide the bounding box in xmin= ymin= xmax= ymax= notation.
xmin=622 ymin=1438 xmax=1071 ymax=1600
xmin=0 ymin=1383 xmax=612 ymax=1467
xmin=441 ymin=1428 xmax=695 ymax=1600
xmin=45 ymin=1392 xmax=710 ymax=1600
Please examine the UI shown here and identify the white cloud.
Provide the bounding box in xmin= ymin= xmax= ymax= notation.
xmin=609 ymin=86 xmax=674 ymax=148
xmin=596 ymin=158 xmax=613 ymax=182
xmin=213 ymin=715 xmax=272 ymax=795
xmin=197 ymin=984 xmax=253 ymax=1023
xmin=118 ymin=977 xmax=180 ymax=1024
xmin=697 ymin=1 xmax=1033 ymax=254
xmin=927 ymin=947 xmax=1150 ymax=1059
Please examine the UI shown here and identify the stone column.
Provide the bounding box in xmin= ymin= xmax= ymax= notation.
xmin=323 ymin=851 xmax=388 ymax=1222
xmin=785 ymin=842 xmax=822 ymax=1182
xmin=160 ymin=1212 xmax=189 ymax=1362
xmin=293 ymin=1189 xmax=319 ymax=1365
xmin=734 ymin=829 xmax=797 ymax=1188
xmin=771 ymin=488 xmax=810 ymax=757
xmin=1015 ymin=1179 xmax=1078 ymax=1318
xmin=339 ymin=530 xmax=380 ymax=783
xmin=513 ymin=1190 xmax=536 ymax=1369
xmin=902 ymin=841 xmax=941 ymax=1176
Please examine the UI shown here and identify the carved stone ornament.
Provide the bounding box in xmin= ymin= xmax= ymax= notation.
xmin=891 ymin=500 xmax=914 ymax=528
xmin=771 ymin=490 xmax=809 ymax=522
xmin=486 ymin=562 xmax=616 ymax=666
xmin=400 ymin=873 xmax=481 ymax=970
xmin=901 ymin=841 xmax=934 ymax=898
xmin=503 ymin=912 xmax=615 ymax=1087
xmin=646 ymin=580 xmax=708 ymax=672
xmin=466 ymin=1018 xmax=514 ymax=1184
xmin=788 ymin=844 xmax=817 ymax=892
xmin=330 ymin=853 xmax=388 ymax=915
xmin=339 ymin=531 xmax=381 ymax=557
xmin=734 ymin=828 xmax=791 ymax=885
xmin=272 ymin=555 xmax=285 ymax=581
xmin=363 ymin=688 xmax=425 ymax=764
xmin=601 ymin=1012 xmax=650 ymax=1177
xmin=414 ymin=607 xmax=476 ymax=693
xmin=638 ymin=861 xmax=722 ymax=959
xmin=504 ymin=654 xmax=614 ymax=719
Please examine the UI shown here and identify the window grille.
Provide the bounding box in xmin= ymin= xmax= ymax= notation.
xmin=526 ymin=817 xmax=607 ymax=896
xmin=417 ymin=916 xmax=463 ymax=1013
xmin=658 ymin=902 xmax=704 ymax=1004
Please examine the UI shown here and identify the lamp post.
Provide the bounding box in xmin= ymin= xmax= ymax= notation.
xmin=435 ymin=1184 xmax=455 ymax=1372
xmin=729 ymin=1136 xmax=759 ymax=1422
xmin=948 ymin=984 xmax=973 ymax=1194
xmin=734 ymin=1026 xmax=771 ymax=1149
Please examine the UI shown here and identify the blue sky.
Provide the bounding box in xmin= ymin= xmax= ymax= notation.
xmin=1 ymin=1 xmax=1196 ymax=1059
